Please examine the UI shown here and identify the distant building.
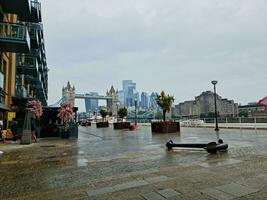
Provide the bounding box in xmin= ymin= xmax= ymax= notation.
xmin=134 ymin=92 xmax=139 ymax=108
xmin=118 ymin=90 xmax=124 ymax=106
xmin=175 ymin=91 xmax=238 ymax=118
xmin=84 ymin=92 xmax=99 ymax=113
xmin=62 ymin=82 xmax=75 ymax=107
xmin=150 ymin=92 xmax=160 ymax=111
xmin=239 ymin=100 xmax=267 ymax=117
xmin=140 ymin=92 xmax=149 ymax=109
xmin=122 ymin=80 xmax=136 ymax=107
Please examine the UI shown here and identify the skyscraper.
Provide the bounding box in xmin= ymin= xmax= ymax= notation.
xmin=141 ymin=92 xmax=149 ymax=109
xmin=122 ymin=80 xmax=136 ymax=107
xmin=118 ymin=90 xmax=124 ymax=106
xmin=150 ymin=92 xmax=160 ymax=111
xmin=85 ymin=92 xmax=99 ymax=113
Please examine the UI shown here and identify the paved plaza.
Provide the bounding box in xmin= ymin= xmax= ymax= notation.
xmin=1 ymin=126 xmax=267 ymax=199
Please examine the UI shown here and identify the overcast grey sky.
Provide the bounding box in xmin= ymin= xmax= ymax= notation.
xmin=42 ymin=0 xmax=267 ymax=111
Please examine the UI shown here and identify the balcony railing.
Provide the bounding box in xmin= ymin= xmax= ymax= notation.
xmin=30 ymin=1 xmax=42 ymax=23
xmin=28 ymin=23 xmax=42 ymax=48
xmin=15 ymin=84 xmax=28 ymax=98
xmin=16 ymin=54 xmax=38 ymax=75
xmin=0 ymin=22 xmax=30 ymax=53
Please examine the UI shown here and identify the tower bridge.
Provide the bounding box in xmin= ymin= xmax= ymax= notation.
xmin=75 ymin=94 xmax=112 ymax=100
xmin=50 ymin=82 xmax=119 ymax=116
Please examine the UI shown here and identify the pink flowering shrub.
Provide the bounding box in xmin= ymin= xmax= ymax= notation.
xmin=27 ymin=100 xmax=43 ymax=119
xmin=57 ymin=103 xmax=73 ymax=131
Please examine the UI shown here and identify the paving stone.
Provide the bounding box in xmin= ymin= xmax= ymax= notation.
xmin=86 ymin=187 xmax=114 ymax=197
xmin=142 ymin=192 xmax=166 ymax=200
xmin=157 ymin=188 xmax=180 ymax=198
xmin=201 ymin=188 xmax=236 ymax=200
xmin=215 ymin=183 xmax=259 ymax=197
xmin=145 ymin=176 xmax=169 ymax=184
xmin=113 ymin=180 xmax=148 ymax=191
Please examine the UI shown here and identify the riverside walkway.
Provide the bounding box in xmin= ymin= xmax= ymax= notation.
xmin=1 ymin=126 xmax=267 ymax=199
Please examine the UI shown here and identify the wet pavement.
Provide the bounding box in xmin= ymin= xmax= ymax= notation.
xmin=1 ymin=126 xmax=267 ymax=199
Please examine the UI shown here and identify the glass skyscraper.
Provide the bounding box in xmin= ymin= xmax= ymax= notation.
xmin=85 ymin=92 xmax=99 ymax=113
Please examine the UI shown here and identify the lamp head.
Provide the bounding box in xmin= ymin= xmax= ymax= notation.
xmin=211 ymin=80 xmax=218 ymax=85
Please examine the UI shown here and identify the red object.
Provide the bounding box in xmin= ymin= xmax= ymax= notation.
xmin=257 ymin=96 xmax=267 ymax=106
xmin=129 ymin=125 xmax=138 ymax=131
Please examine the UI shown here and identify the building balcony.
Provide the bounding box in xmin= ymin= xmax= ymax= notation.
xmin=28 ymin=23 xmax=42 ymax=48
xmin=0 ymin=0 xmax=31 ymax=21
xmin=16 ymin=54 xmax=38 ymax=75
xmin=15 ymin=84 xmax=28 ymax=99
xmin=30 ymin=1 xmax=42 ymax=23
xmin=0 ymin=22 xmax=31 ymax=53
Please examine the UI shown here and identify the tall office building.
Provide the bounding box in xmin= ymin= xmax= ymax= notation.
xmin=150 ymin=92 xmax=160 ymax=111
xmin=134 ymin=92 xmax=139 ymax=108
xmin=122 ymin=80 xmax=136 ymax=107
xmin=118 ymin=90 xmax=124 ymax=106
xmin=84 ymin=92 xmax=99 ymax=113
xmin=140 ymin=92 xmax=149 ymax=109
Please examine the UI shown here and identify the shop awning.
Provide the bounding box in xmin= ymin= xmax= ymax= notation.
xmin=0 ymin=103 xmax=11 ymax=111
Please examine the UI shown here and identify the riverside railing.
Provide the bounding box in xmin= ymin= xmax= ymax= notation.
xmin=180 ymin=117 xmax=267 ymax=130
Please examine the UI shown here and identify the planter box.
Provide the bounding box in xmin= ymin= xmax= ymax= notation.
xmin=96 ymin=122 xmax=109 ymax=128
xmin=81 ymin=121 xmax=91 ymax=126
xmin=151 ymin=121 xmax=180 ymax=133
xmin=113 ymin=122 xmax=131 ymax=129
xmin=61 ymin=130 xmax=70 ymax=139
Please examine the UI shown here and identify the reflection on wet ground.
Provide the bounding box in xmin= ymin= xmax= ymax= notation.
xmin=1 ymin=126 xmax=267 ymax=199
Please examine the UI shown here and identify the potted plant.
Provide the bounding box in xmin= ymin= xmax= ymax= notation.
xmin=96 ymin=109 xmax=109 ymax=128
xmin=151 ymin=91 xmax=180 ymax=133
xmin=27 ymin=100 xmax=43 ymax=119
xmin=57 ymin=103 xmax=73 ymax=138
xmin=114 ymin=107 xmax=131 ymax=129
xmin=21 ymin=100 xmax=43 ymax=144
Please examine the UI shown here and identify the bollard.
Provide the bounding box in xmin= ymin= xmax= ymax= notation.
xmin=166 ymin=140 xmax=228 ymax=154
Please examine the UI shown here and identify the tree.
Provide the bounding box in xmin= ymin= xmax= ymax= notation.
xmin=99 ymin=109 xmax=108 ymax=122
xmin=155 ymin=112 xmax=163 ymax=119
xmin=57 ymin=103 xmax=73 ymax=131
xmin=118 ymin=107 xmax=128 ymax=121
xmin=239 ymin=110 xmax=248 ymax=117
xmin=156 ymin=91 xmax=175 ymax=121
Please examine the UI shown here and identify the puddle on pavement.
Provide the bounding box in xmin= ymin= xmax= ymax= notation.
xmin=199 ymin=158 xmax=242 ymax=168
xmin=77 ymin=158 xmax=88 ymax=167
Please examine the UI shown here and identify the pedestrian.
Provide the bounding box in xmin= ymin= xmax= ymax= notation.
xmin=1 ymin=130 xmax=7 ymax=143
xmin=10 ymin=120 xmax=18 ymax=142
xmin=31 ymin=128 xmax=37 ymax=143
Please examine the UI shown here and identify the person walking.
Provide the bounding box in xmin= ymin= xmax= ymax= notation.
xmin=31 ymin=128 xmax=37 ymax=143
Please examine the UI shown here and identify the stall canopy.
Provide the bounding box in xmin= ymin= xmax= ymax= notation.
xmin=0 ymin=103 xmax=11 ymax=111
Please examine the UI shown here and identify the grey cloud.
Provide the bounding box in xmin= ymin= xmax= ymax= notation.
xmin=42 ymin=0 xmax=267 ymax=109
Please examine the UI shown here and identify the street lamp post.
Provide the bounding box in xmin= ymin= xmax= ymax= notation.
xmin=134 ymin=98 xmax=137 ymax=125
xmin=211 ymin=80 xmax=219 ymax=131
xmin=116 ymin=103 xmax=119 ymax=122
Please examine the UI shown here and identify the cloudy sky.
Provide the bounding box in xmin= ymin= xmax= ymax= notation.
xmin=42 ymin=0 xmax=267 ymax=111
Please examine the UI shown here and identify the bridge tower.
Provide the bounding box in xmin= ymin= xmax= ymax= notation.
xmin=62 ymin=81 xmax=75 ymax=107
xmin=106 ymin=86 xmax=118 ymax=116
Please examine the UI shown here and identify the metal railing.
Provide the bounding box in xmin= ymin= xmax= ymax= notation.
xmin=15 ymin=85 xmax=28 ymax=98
xmin=0 ymin=22 xmax=30 ymax=44
xmin=180 ymin=117 xmax=267 ymax=129
xmin=17 ymin=54 xmax=37 ymax=68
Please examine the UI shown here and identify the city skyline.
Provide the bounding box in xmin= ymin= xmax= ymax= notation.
xmin=74 ymin=79 xmax=246 ymax=112
xmin=42 ymin=0 xmax=267 ymax=110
